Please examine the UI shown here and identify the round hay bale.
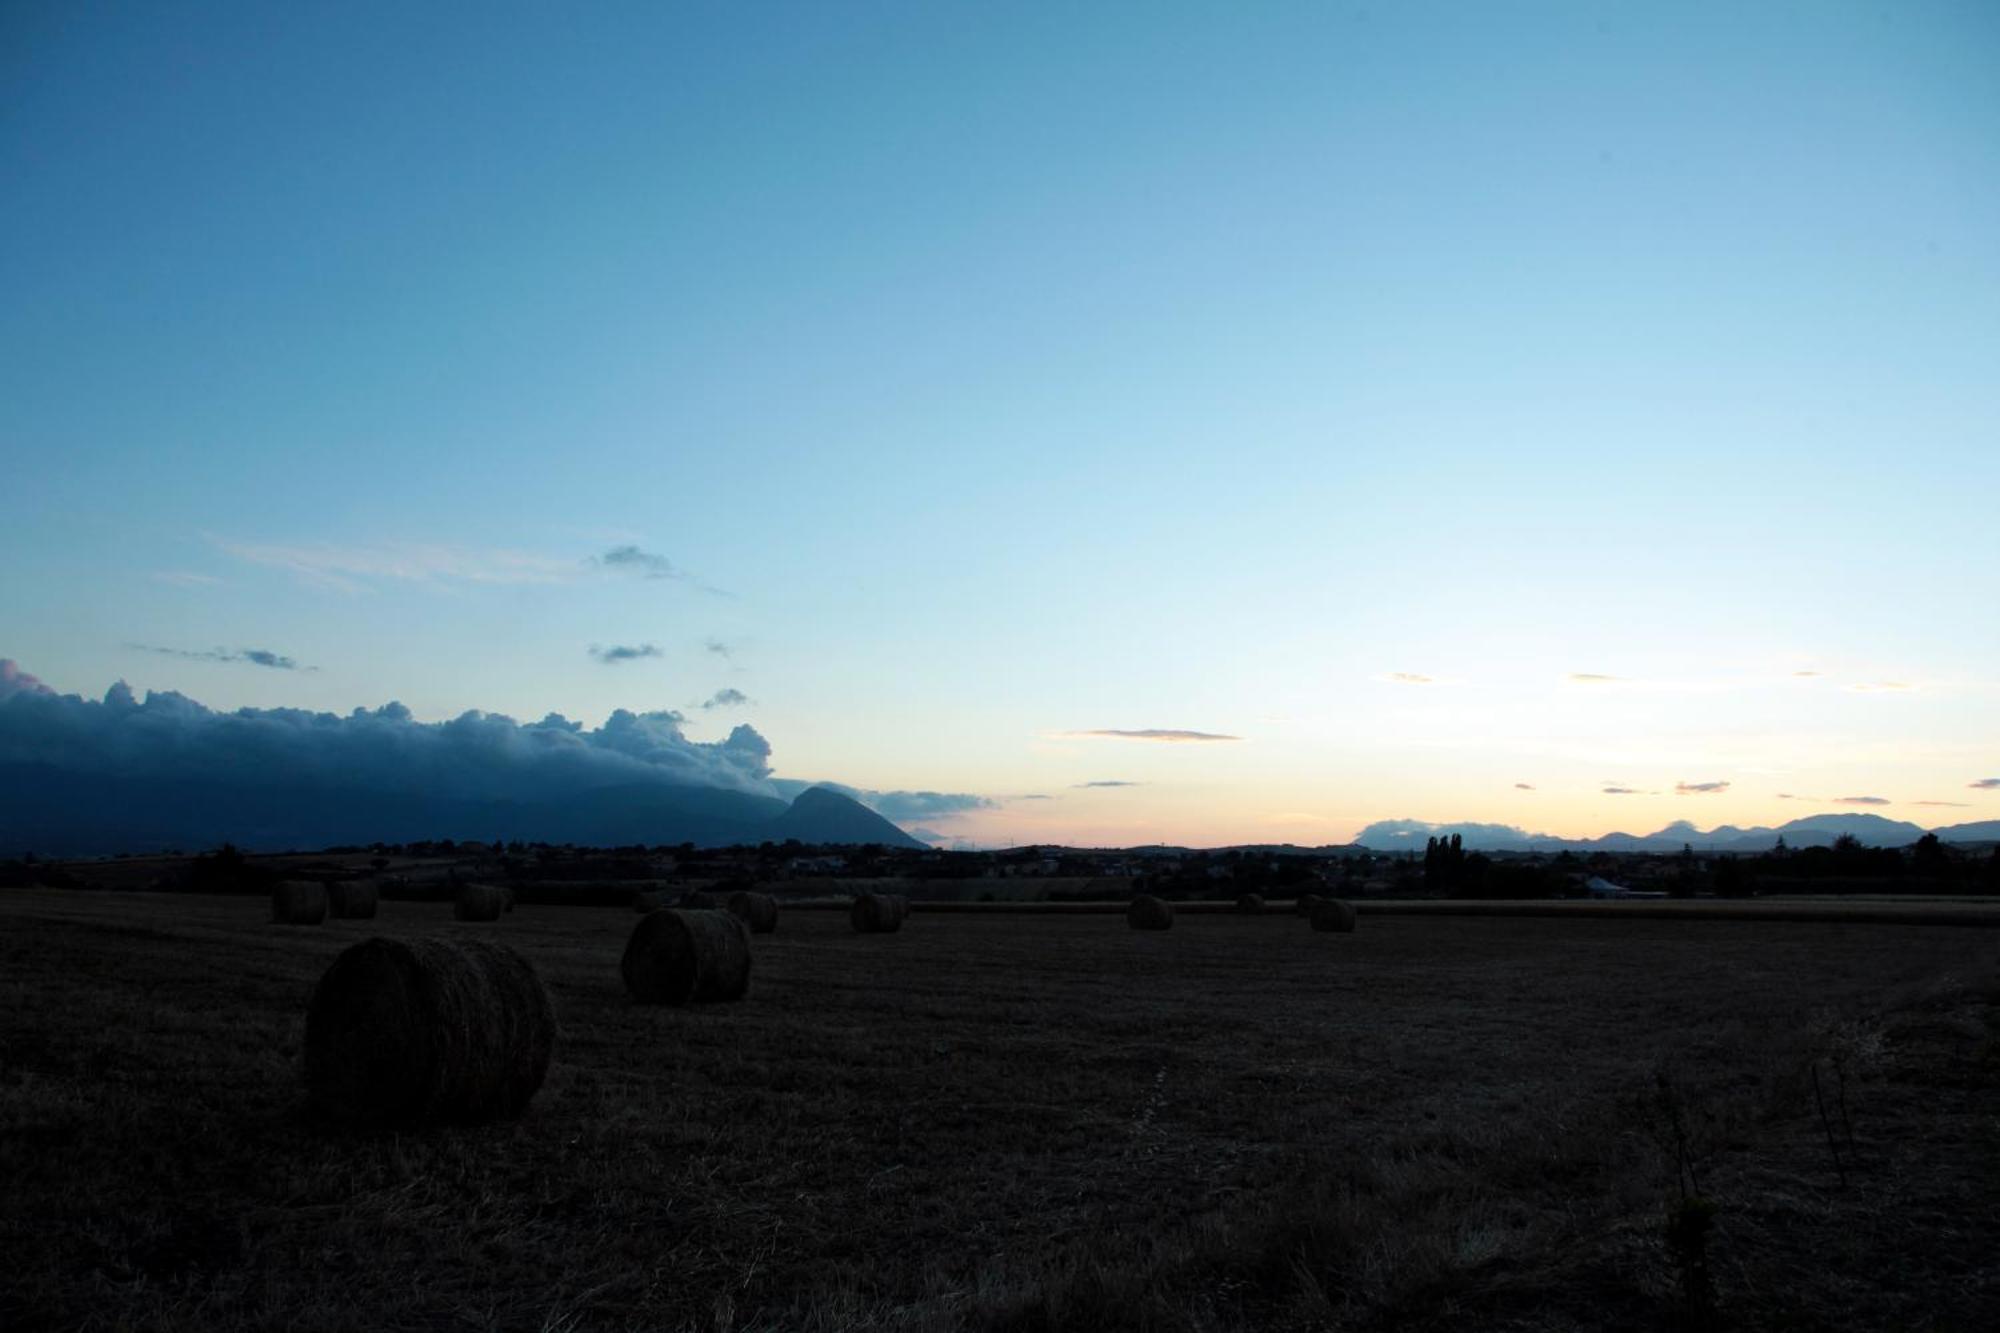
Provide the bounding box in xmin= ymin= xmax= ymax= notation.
xmin=303 ymin=936 xmax=555 ymax=1128
xmin=1127 ymin=894 xmax=1174 ymax=930
xmin=726 ymin=889 xmax=779 ymax=935
xmin=1294 ymin=892 xmax=1326 ymax=917
xmin=272 ymin=880 xmax=328 ymax=925
xmin=326 ymin=880 xmax=379 ymax=920
xmin=1310 ymin=899 xmax=1358 ymax=933
xmin=677 ymin=890 xmax=721 ymax=910
xmin=1234 ymin=892 xmax=1265 ymax=915
xmin=849 ymin=892 xmax=908 ymax=934
xmin=632 ymin=888 xmax=669 ymax=914
xmin=501 ymin=885 xmax=516 ymax=914
xmin=621 ymin=908 xmax=752 ymax=1004
xmin=454 ymin=883 xmax=507 ymax=922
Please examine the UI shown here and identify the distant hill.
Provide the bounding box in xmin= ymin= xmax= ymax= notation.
xmin=1353 ymin=811 xmax=1939 ymax=853
xmin=0 ymin=764 xmax=918 ymax=857
xmin=1933 ymin=819 xmax=2000 ymax=843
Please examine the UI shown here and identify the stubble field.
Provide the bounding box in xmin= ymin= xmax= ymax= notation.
xmin=1 ymin=887 xmax=1995 ymax=1331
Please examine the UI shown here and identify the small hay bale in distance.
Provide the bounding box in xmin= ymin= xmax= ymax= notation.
xmin=632 ymin=888 xmax=669 ymax=914
xmin=621 ymin=908 xmax=752 ymax=1004
xmin=1234 ymin=892 xmax=1265 ymax=915
xmin=850 ymin=892 xmax=908 ymax=934
xmin=676 ymin=889 xmax=721 ymax=910
xmin=1294 ymin=892 xmax=1325 ymax=917
xmin=501 ymin=885 xmax=516 ymax=914
xmin=726 ymin=889 xmax=779 ymax=934
xmin=272 ymin=880 xmax=328 ymax=925
xmin=1310 ymin=899 xmax=1358 ymax=933
xmin=454 ymin=883 xmax=507 ymax=922
xmin=326 ymin=880 xmax=379 ymax=920
xmin=1128 ymin=894 xmax=1174 ymax=930
xmin=303 ymin=936 xmax=555 ymax=1128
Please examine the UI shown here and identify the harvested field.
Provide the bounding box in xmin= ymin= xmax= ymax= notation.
xmin=1 ymin=887 xmax=1995 ymax=1331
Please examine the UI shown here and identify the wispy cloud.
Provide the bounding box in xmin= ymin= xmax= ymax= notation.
xmin=705 ymin=638 xmax=735 ymax=661
xmin=1913 ymin=800 xmax=1969 ymax=808
xmin=1849 ymin=681 xmax=1915 ymax=693
xmin=594 ymin=545 xmax=680 ymax=580
xmin=1601 ymin=786 xmax=1642 ymax=795
xmin=588 ymin=643 xmax=662 ymax=664
xmin=1835 ymin=795 xmax=1892 ymax=806
xmin=1791 ymin=670 xmax=1822 ymax=678
xmin=1065 ymin=728 xmax=1240 ymax=743
xmin=1514 ymin=782 xmax=1535 ymax=790
xmin=1568 ymin=673 xmax=1626 ymax=685
xmin=1015 ymin=794 xmax=1054 ymax=801
xmin=148 ymin=570 xmax=223 ymax=588
xmin=219 ymin=539 xmax=576 ymax=591
xmin=1970 ymin=778 xmax=2000 ymax=790
xmin=1675 ymin=780 xmax=1730 ymax=795
xmin=698 ymin=688 xmax=750 ymax=710
xmin=1387 ymin=672 xmax=1435 ymax=685
xmin=130 ymin=644 xmax=311 ymax=671
xmin=1074 ymin=780 xmax=1143 ymax=788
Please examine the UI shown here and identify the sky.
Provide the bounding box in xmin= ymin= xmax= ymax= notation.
xmin=4 ymin=1 xmax=1998 ymax=848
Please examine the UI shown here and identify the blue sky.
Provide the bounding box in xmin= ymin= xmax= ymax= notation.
xmin=5 ymin=2 xmax=1997 ymax=845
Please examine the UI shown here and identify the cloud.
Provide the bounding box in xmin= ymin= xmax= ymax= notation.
xmin=705 ymin=638 xmax=734 ymax=660
xmin=594 ymin=545 xmax=681 ymax=580
xmin=1015 ymin=793 xmax=1054 ymax=800
xmin=1675 ymin=780 xmax=1730 ymax=795
xmin=588 ymin=643 xmax=662 ymax=665
xmin=1913 ymin=800 xmax=1969 ymax=808
xmin=1970 ymin=778 xmax=2000 ymax=790
xmin=1387 ymin=672 xmax=1434 ymax=685
xmin=699 ymin=688 xmax=751 ymax=710
xmin=219 ymin=539 xmax=576 ymax=591
xmin=0 ymin=660 xmax=54 ymax=699
xmin=1514 ymin=782 xmax=1535 ymax=791
xmin=1601 ymin=786 xmax=1641 ymax=795
xmin=1835 ymin=795 xmax=1892 ymax=806
xmin=1065 ymin=728 xmax=1240 ymax=742
xmin=1568 ymin=673 xmax=1625 ymax=684
xmin=1074 ymin=780 xmax=1143 ymax=788
xmin=0 ymin=662 xmax=778 ymax=821
xmin=1792 ymin=670 xmax=1822 ymax=678
xmin=131 ymin=644 xmax=311 ymax=671
xmin=1849 ymin=681 xmax=1914 ymax=693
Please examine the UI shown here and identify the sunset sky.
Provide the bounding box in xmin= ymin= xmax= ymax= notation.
xmin=4 ymin=3 xmax=1997 ymax=847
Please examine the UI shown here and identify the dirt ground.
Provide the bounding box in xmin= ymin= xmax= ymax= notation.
xmin=1 ymin=887 xmax=1994 ymax=1331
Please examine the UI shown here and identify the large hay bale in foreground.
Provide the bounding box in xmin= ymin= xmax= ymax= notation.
xmin=1234 ymin=892 xmax=1265 ymax=915
xmin=1128 ymin=894 xmax=1174 ymax=930
xmin=1310 ymin=899 xmax=1358 ymax=933
xmin=454 ymin=883 xmax=507 ymax=922
xmin=303 ymin=936 xmax=555 ymax=1128
xmin=327 ymin=880 xmax=379 ymax=920
xmin=726 ymin=890 xmax=779 ymax=934
xmin=850 ymin=892 xmax=908 ymax=934
xmin=621 ymin=909 xmax=752 ymax=1004
xmin=1294 ymin=892 xmax=1325 ymax=917
xmin=272 ymin=881 xmax=328 ymax=925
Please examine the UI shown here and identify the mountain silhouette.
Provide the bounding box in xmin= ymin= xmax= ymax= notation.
xmin=1353 ymin=811 xmax=1942 ymax=853
xmin=766 ymin=785 xmax=926 ymax=849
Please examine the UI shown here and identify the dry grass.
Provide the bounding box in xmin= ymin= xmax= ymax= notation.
xmin=0 ymin=887 xmax=1994 ymax=1331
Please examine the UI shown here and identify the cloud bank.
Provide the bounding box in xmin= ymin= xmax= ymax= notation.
xmin=0 ymin=659 xmax=776 ymax=805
